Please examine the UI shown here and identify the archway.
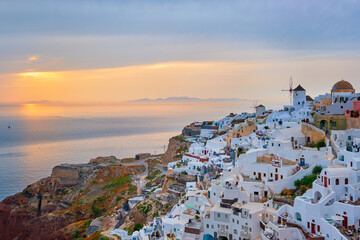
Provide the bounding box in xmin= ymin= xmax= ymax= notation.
xmin=295 ymin=212 xmax=302 ymax=222
xmin=219 ymin=237 xmax=229 ymax=240
xmin=313 ymin=191 xmax=322 ymax=203
xmin=204 ymin=234 xmax=214 ymax=240
xmin=320 ymin=120 xmax=328 ymax=130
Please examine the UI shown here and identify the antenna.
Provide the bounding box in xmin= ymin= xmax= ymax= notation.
xmin=281 ymin=76 xmax=294 ymax=104
xmin=251 ymin=100 xmax=258 ymax=114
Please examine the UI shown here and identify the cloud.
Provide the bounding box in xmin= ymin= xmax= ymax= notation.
xmin=128 ymin=97 xmax=252 ymax=103
xmin=27 ymin=55 xmax=39 ymax=63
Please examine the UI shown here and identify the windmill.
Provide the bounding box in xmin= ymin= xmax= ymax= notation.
xmin=282 ymin=76 xmax=294 ymax=104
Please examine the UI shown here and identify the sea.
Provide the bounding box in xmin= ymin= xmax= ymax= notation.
xmin=0 ymin=101 xmax=252 ymax=200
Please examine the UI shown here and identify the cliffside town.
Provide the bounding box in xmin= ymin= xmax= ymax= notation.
xmin=2 ymin=79 xmax=360 ymax=240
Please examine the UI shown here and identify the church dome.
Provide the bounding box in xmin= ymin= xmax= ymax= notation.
xmin=332 ymin=80 xmax=354 ymax=91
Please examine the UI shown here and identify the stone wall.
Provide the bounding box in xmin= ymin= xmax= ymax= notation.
xmin=313 ymin=114 xmax=347 ymax=131
xmin=346 ymin=117 xmax=360 ymax=129
xmin=51 ymin=165 xmax=80 ymax=185
xmin=301 ymin=123 xmax=326 ymax=144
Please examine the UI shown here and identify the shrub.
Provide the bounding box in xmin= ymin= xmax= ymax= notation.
xmin=70 ymin=230 xmax=79 ymax=239
xmin=99 ymin=236 xmax=110 ymax=240
xmin=102 ymin=176 xmax=132 ymax=189
xmin=90 ymin=205 xmax=102 ymax=218
xmin=128 ymin=184 xmax=137 ymax=194
xmin=237 ymin=147 xmax=244 ymax=157
xmin=312 ymin=165 xmax=323 ymax=175
xmin=315 ymin=140 xmax=326 ymax=150
xmin=133 ymin=223 xmax=143 ymax=232
xmin=294 ymin=179 xmax=301 ymax=188
xmin=173 ymin=135 xmax=186 ymax=141
xmin=153 ymin=211 xmax=159 ymax=218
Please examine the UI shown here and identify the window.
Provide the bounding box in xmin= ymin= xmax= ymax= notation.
xmin=336 ymin=179 xmax=339 ymax=185
xmin=275 ymin=168 xmax=278 ymax=173
xmin=211 ymin=225 xmax=214 ymax=229
xmin=206 ymin=224 xmax=209 ymax=229
xmin=345 ymin=178 xmax=348 ymax=184
xmin=226 ymin=226 xmax=228 ymax=230
xmin=253 ymin=172 xmax=256 ymax=176
xmin=237 ymin=220 xmax=239 ymax=224
xmin=234 ymin=229 xmax=237 ymax=234
xmin=351 ymin=162 xmax=353 ymax=167
xmin=317 ymin=225 xmax=320 ymax=232
xmin=281 ymin=175 xmax=283 ymax=179
xmin=263 ymin=173 xmax=266 ymax=177
xmin=331 ymin=121 xmax=337 ymax=127
xmin=218 ymin=213 xmax=220 ymax=217
xmin=348 ymin=136 xmax=352 ymax=141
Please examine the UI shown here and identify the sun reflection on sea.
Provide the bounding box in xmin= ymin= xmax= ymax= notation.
xmin=20 ymin=103 xmax=63 ymax=117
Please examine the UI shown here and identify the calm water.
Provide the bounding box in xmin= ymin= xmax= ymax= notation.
xmin=0 ymin=101 xmax=251 ymax=200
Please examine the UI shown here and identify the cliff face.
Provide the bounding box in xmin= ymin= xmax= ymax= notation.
xmin=0 ymin=178 xmax=74 ymax=240
xmin=161 ymin=136 xmax=191 ymax=165
xmin=0 ymin=157 xmax=146 ymax=240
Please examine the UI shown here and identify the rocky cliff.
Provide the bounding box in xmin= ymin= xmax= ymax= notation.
xmin=161 ymin=135 xmax=191 ymax=165
xmin=0 ymin=157 xmax=145 ymax=240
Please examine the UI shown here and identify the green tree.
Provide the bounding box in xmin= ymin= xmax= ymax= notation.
xmin=312 ymin=165 xmax=323 ymax=175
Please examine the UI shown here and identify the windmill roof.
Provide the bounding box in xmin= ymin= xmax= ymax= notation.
xmin=306 ymin=95 xmax=314 ymax=101
xmin=256 ymin=104 xmax=265 ymax=108
xmin=294 ymin=84 xmax=306 ymax=91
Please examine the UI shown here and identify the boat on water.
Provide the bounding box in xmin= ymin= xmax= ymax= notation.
xmin=8 ymin=124 xmax=10 ymax=129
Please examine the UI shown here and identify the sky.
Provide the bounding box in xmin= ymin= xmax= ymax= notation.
xmin=1 ymin=0 xmax=360 ymax=105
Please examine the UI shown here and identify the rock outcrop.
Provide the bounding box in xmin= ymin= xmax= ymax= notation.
xmin=162 ymin=136 xmax=191 ymax=165
xmin=0 ymin=158 xmax=146 ymax=240
xmin=51 ymin=165 xmax=80 ymax=185
xmin=89 ymin=156 xmax=120 ymax=165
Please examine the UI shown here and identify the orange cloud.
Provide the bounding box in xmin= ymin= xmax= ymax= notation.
xmin=3 ymin=58 xmax=359 ymax=105
xmin=27 ymin=55 xmax=39 ymax=63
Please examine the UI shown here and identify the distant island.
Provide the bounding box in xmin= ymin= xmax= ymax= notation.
xmin=127 ymin=96 xmax=252 ymax=103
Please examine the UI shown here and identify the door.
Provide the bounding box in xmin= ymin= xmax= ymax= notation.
xmin=324 ymin=177 xmax=327 ymax=187
xmin=311 ymin=223 xmax=316 ymax=234
xmin=275 ymin=174 xmax=278 ymax=181
xmin=343 ymin=216 xmax=348 ymax=228
xmin=254 ymin=192 xmax=259 ymax=202
xmin=258 ymin=172 xmax=261 ymax=180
